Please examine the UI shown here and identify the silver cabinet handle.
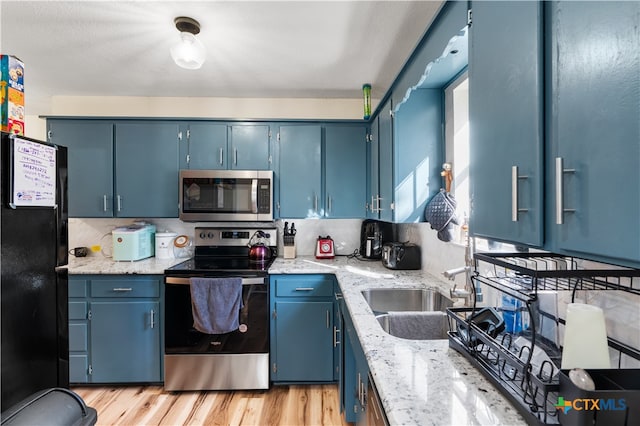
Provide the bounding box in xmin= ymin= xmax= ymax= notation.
xmin=103 ymin=195 xmax=108 ymax=212
xmin=357 ymin=373 xmax=362 ymax=402
xmin=511 ymin=166 xmax=529 ymax=221
xmin=555 ymin=157 xmax=576 ymax=224
xmin=113 ymin=287 xmax=132 ymax=292
xmin=295 ymin=287 xmax=314 ymax=291
xmin=234 ymin=148 xmax=238 ymax=165
xmin=150 ymin=309 xmax=155 ymax=329
xmin=116 ymin=195 xmax=122 ymax=212
xmin=219 ymin=148 xmax=224 ymax=165
xmin=333 ymin=326 xmax=341 ymax=347
xmin=326 ymin=310 xmax=330 ymax=328
xmin=327 ymin=195 xmax=332 ymax=213
xmin=314 ymin=194 xmax=318 ymax=212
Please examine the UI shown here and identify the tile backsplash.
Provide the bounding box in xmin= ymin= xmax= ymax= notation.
xmin=68 ymin=218 xmax=364 ymax=259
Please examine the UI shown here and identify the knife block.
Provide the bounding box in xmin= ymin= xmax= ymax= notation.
xmin=283 ymin=244 xmax=296 ymax=259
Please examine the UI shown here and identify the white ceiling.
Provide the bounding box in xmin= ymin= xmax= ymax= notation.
xmin=0 ymin=1 xmax=444 ymax=116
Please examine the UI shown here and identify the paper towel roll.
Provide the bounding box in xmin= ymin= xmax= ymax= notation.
xmin=561 ymin=303 xmax=610 ymax=369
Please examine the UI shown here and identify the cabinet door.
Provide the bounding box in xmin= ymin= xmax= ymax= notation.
xmin=367 ymin=116 xmax=380 ymax=219
xmin=115 ymin=121 xmax=180 ymax=217
xmin=394 ymin=89 xmax=443 ymax=223
xmin=48 ymin=120 xmax=114 ymax=217
xmin=90 ymin=300 xmax=160 ymax=383
xmin=182 ymin=122 xmax=228 ymax=170
xmin=272 ymin=300 xmax=334 ymax=382
xmin=228 ymin=124 xmax=270 ymax=170
xmin=325 ymin=125 xmax=367 ymax=218
xmin=547 ymin=1 xmax=640 ymax=264
xmin=378 ymin=100 xmax=394 ymax=222
xmin=469 ymin=1 xmax=544 ymax=246
xmin=278 ymin=125 xmax=322 ymax=218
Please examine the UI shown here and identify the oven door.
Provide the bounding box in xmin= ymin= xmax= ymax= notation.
xmin=164 ymin=275 xmax=269 ymax=390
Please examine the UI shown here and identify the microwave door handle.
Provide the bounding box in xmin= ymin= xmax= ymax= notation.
xmin=251 ymin=179 xmax=258 ymax=213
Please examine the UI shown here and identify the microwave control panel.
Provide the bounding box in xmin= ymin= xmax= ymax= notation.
xmin=257 ymin=179 xmax=271 ymax=213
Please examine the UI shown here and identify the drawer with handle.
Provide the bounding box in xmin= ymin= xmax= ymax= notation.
xmin=90 ymin=278 xmax=160 ymax=298
xmin=274 ymin=275 xmax=334 ymax=298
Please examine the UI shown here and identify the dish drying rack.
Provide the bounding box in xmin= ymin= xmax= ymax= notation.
xmin=447 ymin=252 xmax=640 ymax=425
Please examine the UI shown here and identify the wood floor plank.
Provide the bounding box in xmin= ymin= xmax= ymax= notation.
xmin=72 ymin=384 xmax=348 ymax=426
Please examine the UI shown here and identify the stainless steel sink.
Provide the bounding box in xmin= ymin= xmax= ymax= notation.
xmin=376 ymin=312 xmax=449 ymax=340
xmin=361 ymin=288 xmax=453 ymax=340
xmin=361 ymin=288 xmax=453 ymax=315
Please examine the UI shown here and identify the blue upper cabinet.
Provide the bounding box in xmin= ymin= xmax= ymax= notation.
xmin=228 ymin=124 xmax=271 ymax=170
xmin=115 ymin=121 xmax=180 ymax=217
xmin=469 ymin=1 xmax=544 ymax=246
xmin=47 ymin=119 xmax=114 ymax=217
xmin=277 ymin=124 xmax=367 ymax=219
xmin=394 ymin=89 xmax=443 ymax=223
xmin=278 ymin=125 xmax=322 ymax=218
xmin=378 ymin=99 xmax=394 ymax=222
xmin=180 ymin=122 xmax=228 ymax=170
xmin=367 ymin=116 xmax=380 ymax=219
xmin=546 ymin=1 xmax=640 ymax=265
xmin=325 ymin=125 xmax=367 ymax=218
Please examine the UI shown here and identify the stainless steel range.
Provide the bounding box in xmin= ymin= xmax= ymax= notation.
xmin=163 ymin=226 xmax=277 ymax=391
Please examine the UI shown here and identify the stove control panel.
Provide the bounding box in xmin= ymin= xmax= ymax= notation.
xmin=194 ymin=227 xmax=277 ymax=247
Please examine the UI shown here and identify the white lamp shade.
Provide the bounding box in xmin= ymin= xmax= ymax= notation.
xmin=561 ymin=303 xmax=611 ymax=370
xmin=170 ymin=32 xmax=206 ymax=70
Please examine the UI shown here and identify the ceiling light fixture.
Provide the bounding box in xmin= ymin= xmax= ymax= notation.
xmin=170 ymin=16 xmax=206 ymax=70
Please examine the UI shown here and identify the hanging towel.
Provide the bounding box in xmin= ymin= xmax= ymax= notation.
xmin=424 ymin=189 xmax=460 ymax=242
xmin=189 ymin=277 xmax=243 ymax=334
xmin=387 ymin=311 xmax=449 ymax=340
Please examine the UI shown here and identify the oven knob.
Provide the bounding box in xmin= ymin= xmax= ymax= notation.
xmin=199 ymin=231 xmax=206 ymax=239
xmin=207 ymin=232 xmax=214 ymax=239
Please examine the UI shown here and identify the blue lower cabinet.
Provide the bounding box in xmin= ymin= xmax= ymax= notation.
xmin=90 ymin=301 xmax=160 ymax=383
xmin=68 ymin=275 xmax=163 ymax=384
xmin=270 ymin=275 xmax=337 ymax=383
xmin=340 ymin=297 xmax=368 ymax=423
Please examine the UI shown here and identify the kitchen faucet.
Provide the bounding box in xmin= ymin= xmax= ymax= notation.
xmin=443 ymin=224 xmax=482 ymax=305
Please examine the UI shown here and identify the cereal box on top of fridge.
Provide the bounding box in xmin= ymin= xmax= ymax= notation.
xmin=1 ymin=55 xmax=25 ymax=135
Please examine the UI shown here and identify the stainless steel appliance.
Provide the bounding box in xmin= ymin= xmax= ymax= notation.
xmin=179 ymin=170 xmax=273 ymax=222
xmin=360 ymin=219 xmax=394 ymax=259
xmin=381 ymin=242 xmax=421 ymax=270
xmin=163 ymin=226 xmax=277 ymax=391
xmin=1 ymin=132 xmax=69 ymax=410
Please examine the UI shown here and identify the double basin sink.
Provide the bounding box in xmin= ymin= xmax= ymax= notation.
xmin=361 ymin=288 xmax=453 ymax=340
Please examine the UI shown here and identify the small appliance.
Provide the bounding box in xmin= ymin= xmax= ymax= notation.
xmin=360 ymin=219 xmax=395 ymax=259
xmin=381 ymin=242 xmax=421 ymax=270
xmin=179 ymin=169 xmax=273 ymax=222
xmin=112 ymin=223 xmax=156 ymax=261
xmin=315 ymin=236 xmax=335 ymax=259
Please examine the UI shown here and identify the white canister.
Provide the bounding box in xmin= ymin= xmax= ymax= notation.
xmin=155 ymin=232 xmax=178 ymax=259
xmin=561 ymin=303 xmax=611 ymax=369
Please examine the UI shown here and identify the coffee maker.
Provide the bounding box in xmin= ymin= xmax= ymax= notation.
xmin=360 ymin=219 xmax=395 ymax=259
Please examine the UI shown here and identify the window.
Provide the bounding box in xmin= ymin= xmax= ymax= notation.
xmin=444 ymin=72 xmax=469 ymax=244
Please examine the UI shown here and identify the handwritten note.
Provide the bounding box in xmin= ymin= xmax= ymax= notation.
xmin=12 ymin=137 xmax=57 ymax=207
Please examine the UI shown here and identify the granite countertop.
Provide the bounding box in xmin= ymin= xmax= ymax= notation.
xmin=64 ymin=254 xmax=186 ymax=274
xmin=271 ymin=256 xmax=526 ymax=426
xmin=65 ymin=254 xmax=526 ymax=425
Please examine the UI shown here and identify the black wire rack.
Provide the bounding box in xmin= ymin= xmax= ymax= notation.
xmin=447 ymin=252 xmax=640 ymax=425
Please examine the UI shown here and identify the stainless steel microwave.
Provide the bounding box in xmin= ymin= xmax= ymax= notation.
xmin=179 ymin=170 xmax=273 ymax=221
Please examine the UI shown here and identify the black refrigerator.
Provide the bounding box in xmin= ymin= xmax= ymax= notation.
xmin=1 ymin=131 xmax=69 ymax=411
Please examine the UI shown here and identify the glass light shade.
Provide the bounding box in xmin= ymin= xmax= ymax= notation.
xmin=170 ymin=32 xmax=206 ymax=70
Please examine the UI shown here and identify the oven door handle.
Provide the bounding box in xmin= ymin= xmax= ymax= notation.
xmin=165 ymin=276 xmax=265 ymax=286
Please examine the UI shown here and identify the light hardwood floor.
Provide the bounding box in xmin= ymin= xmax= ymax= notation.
xmin=73 ymin=384 xmax=349 ymax=426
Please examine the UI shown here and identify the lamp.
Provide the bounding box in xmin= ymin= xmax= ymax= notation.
xmin=170 ymin=17 xmax=206 ymax=70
